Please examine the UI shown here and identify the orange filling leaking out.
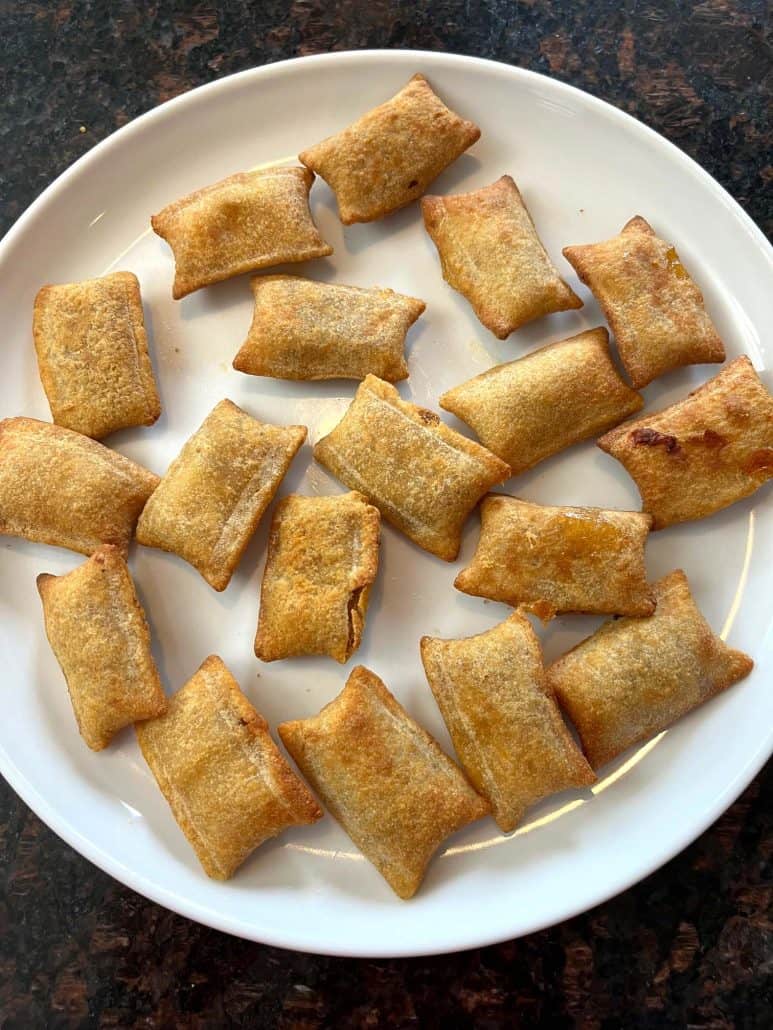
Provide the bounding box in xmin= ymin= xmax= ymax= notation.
xmin=665 ymin=246 xmax=688 ymax=279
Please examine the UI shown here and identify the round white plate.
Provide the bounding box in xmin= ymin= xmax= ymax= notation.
xmin=0 ymin=50 xmax=771 ymax=958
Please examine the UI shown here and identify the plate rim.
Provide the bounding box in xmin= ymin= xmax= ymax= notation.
xmin=0 ymin=48 xmax=771 ymax=958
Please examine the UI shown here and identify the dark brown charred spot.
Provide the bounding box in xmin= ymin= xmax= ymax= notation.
xmin=418 ymin=408 xmax=440 ymax=426
xmin=630 ymin=427 xmax=679 ymax=453
xmin=700 ymin=429 xmax=726 ymax=449
xmin=744 ymin=448 xmax=773 ymax=474
xmin=346 ymin=586 xmax=366 ymax=656
xmin=407 ymin=179 xmax=419 ymax=189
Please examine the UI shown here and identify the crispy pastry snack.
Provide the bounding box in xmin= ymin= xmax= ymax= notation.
xmin=233 ymin=275 xmax=425 ymax=382
xmin=563 ymin=216 xmax=725 ymax=388
xmin=255 ymin=492 xmax=381 ymax=663
xmin=440 ymin=328 xmax=643 ymax=473
xmin=151 ymin=167 xmax=332 ymax=299
xmin=136 ymin=655 xmax=322 ymax=880
xmin=136 ymin=399 xmax=306 ymax=590
xmin=547 ymin=570 xmax=753 ymax=768
xmin=421 ymin=614 xmax=595 ymax=832
xmin=33 ymin=271 xmax=161 ymax=439
xmin=37 ymin=545 xmax=167 ymax=751
xmin=279 ymin=665 xmax=488 ymax=898
xmin=313 ymin=375 xmax=510 ymax=561
xmin=598 ymin=356 xmax=773 ymax=529
xmin=455 ymin=495 xmax=655 ymax=619
xmin=299 ymin=73 xmax=480 ymax=224
xmin=422 ymin=175 xmax=582 ymax=338
xmin=0 ymin=417 xmax=158 ymax=555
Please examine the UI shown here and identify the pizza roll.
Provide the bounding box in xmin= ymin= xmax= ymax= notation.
xmin=0 ymin=417 xmax=158 ymax=556
xmin=455 ymin=495 xmax=655 ymax=619
xmin=255 ymin=492 xmax=380 ymax=664
xmin=278 ymin=665 xmax=488 ymax=898
xmin=151 ymin=166 xmax=333 ymax=299
xmin=422 ymin=175 xmax=582 ymax=338
xmin=33 ymin=271 xmax=161 ymax=440
xmin=546 ymin=570 xmax=753 ymax=768
xmin=421 ymin=614 xmax=595 ymax=832
xmin=299 ymin=73 xmax=480 ymax=224
xmin=37 ymin=546 xmax=166 ymax=751
xmin=233 ymin=275 xmax=425 ymax=382
xmin=136 ymin=655 xmax=322 ymax=879
xmin=136 ymin=399 xmax=306 ymax=590
xmin=563 ymin=216 xmax=725 ymax=388
xmin=598 ymin=356 xmax=773 ymax=529
xmin=313 ymin=375 xmax=510 ymax=561
xmin=440 ymin=328 xmax=643 ymax=473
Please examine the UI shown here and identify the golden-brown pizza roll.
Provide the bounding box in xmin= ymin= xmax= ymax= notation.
xmin=232 ymin=275 xmax=425 ymax=382
xmin=422 ymin=175 xmax=582 ymax=338
xmin=255 ymin=492 xmax=380 ymax=664
xmin=136 ymin=399 xmax=306 ymax=590
xmin=563 ymin=216 xmax=725 ymax=388
xmin=546 ymin=570 xmax=753 ymax=769
xmin=455 ymin=495 xmax=655 ymax=619
xmin=151 ymin=167 xmax=333 ymax=299
xmin=37 ymin=545 xmax=167 ymax=751
xmin=421 ymin=613 xmax=595 ymax=832
xmin=32 ymin=271 xmax=161 ymax=439
xmin=0 ymin=417 xmax=158 ymax=556
xmin=313 ymin=375 xmax=510 ymax=561
xmin=440 ymin=328 xmax=643 ymax=473
xmin=598 ymin=356 xmax=773 ymax=529
xmin=299 ymin=73 xmax=480 ymax=224
xmin=136 ymin=655 xmax=322 ymax=880
xmin=278 ymin=665 xmax=488 ymax=898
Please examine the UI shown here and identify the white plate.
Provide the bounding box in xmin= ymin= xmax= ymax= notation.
xmin=0 ymin=50 xmax=771 ymax=958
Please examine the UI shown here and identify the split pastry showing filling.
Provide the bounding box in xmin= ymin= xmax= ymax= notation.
xmin=136 ymin=655 xmax=322 ymax=880
xmin=440 ymin=327 xmax=642 ymax=473
xmin=38 ymin=545 xmax=167 ymax=751
xmin=299 ymin=73 xmax=480 ymax=224
xmin=0 ymin=416 xmax=158 ymax=555
xmin=279 ymin=665 xmax=489 ymax=899
xmin=563 ymin=216 xmax=725 ymax=388
xmin=151 ymin=166 xmax=332 ymax=298
xmin=455 ymin=495 xmax=655 ymax=619
xmin=422 ymin=175 xmax=582 ymax=338
xmin=313 ymin=375 xmax=510 ymax=561
xmin=33 ymin=271 xmax=161 ymax=439
xmin=136 ymin=399 xmax=306 ymax=590
xmin=421 ymin=613 xmax=595 ymax=833
xmin=233 ymin=275 xmax=425 ymax=382
xmin=546 ymin=570 xmax=753 ymax=769
xmin=255 ymin=491 xmax=381 ymax=663
xmin=597 ymin=356 xmax=773 ymax=529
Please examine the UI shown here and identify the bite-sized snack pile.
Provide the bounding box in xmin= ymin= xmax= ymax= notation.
xmin=8 ymin=72 xmax=765 ymax=896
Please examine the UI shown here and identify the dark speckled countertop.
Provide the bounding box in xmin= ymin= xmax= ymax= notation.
xmin=1 ymin=2 xmax=771 ymax=1027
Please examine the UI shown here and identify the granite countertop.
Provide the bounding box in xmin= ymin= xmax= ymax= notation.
xmin=1 ymin=2 xmax=771 ymax=1027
